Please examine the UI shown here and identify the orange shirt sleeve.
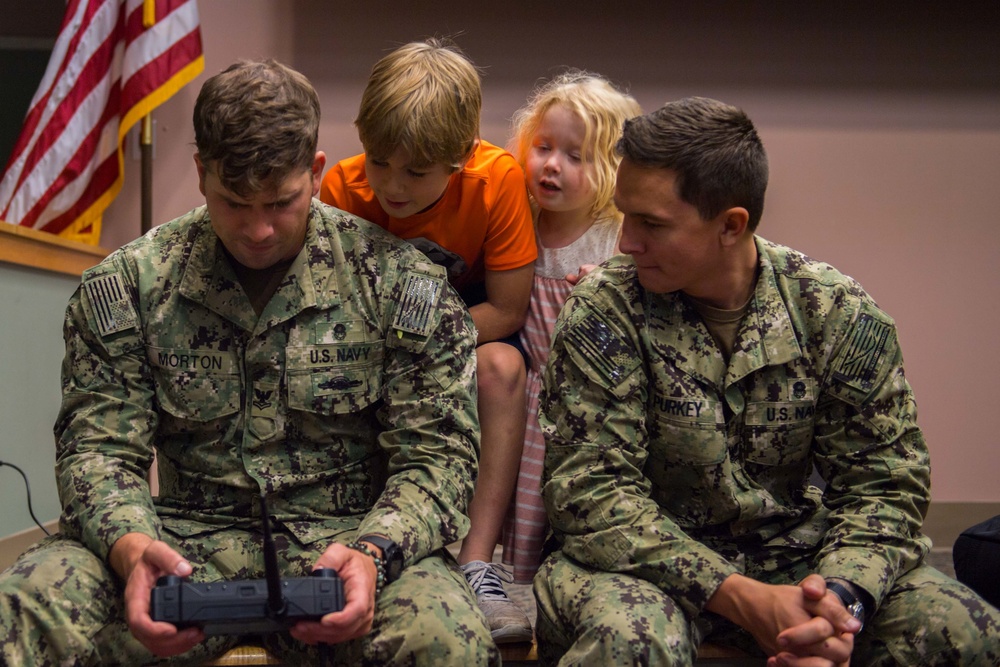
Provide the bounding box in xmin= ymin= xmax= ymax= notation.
xmin=480 ymin=148 xmax=536 ymax=273
xmin=319 ymin=154 xmax=388 ymax=226
xmin=319 ymin=159 xmax=348 ymax=208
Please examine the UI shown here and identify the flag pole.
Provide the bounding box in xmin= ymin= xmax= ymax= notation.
xmin=140 ymin=114 xmax=153 ymax=235
xmin=139 ymin=0 xmax=155 ymax=236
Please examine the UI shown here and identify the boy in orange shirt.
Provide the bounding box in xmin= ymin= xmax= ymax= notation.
xmin=320 ymin=38 xmax=536 ymax=643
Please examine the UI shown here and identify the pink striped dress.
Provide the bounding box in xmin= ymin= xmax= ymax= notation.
xmin=501 ymin=218 xmax=620 ymax=583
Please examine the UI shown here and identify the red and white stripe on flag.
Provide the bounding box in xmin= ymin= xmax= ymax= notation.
xmin=0 ymin=0 xmax=203 ymax=245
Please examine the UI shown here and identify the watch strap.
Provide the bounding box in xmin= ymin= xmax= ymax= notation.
xmin=825 ymin=581 xmax=859 ymax=608
xmin=826 ymin=580 xmax=866 ymax=630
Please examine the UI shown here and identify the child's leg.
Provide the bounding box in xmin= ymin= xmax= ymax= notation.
xmin=458 ymin=340 xmax=533 ymax=642
xmin=460 ymin=341 xmax=527 ymax=563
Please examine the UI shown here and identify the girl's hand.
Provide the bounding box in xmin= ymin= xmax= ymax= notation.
xmin=566 ymin=263 xmax=599 ymax=285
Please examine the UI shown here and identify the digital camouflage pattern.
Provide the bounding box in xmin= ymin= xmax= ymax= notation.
xmin=2 ymin=528 xmax=498 ymax=666
xmin=0 ymin=201 xmax=498 ymax=666
xmin=534 ymin=547 xmax=1000 ymax=666
xmin=534 ymin=237 xmax=1000 ymax=665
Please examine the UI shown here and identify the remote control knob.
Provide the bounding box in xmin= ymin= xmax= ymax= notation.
xmin=311 ymin=567 xmax=337 ymax=578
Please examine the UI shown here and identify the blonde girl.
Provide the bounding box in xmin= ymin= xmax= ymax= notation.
xmin=502 ymin=71 xmax=642 ymax=585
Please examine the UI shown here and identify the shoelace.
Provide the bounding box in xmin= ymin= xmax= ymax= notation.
xmin=464 ymin=562 xmax=514 ymax=600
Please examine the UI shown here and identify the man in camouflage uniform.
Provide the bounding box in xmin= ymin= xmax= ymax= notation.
xmin=533 ymin=97 xmax=1000 ymax=666
xmin=0 ymin=60 xmax=497 ymax=666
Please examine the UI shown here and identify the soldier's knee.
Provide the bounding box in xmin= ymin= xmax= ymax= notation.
xmin=419 ymin=620 xmax=496 ymax=665
xmin=373 ymin=560 xmax=498 ymax=666
xmin=370 ymin=611 xmax=497 ymax=667
xmin=534 ymin=601 xmax=568 ymax=665
xmin=0 ymin=536 xmax=119 ymax=624
xmin=881 ymin=630 xmax=1000 ymax=667
xmin=875 ymin=595 xmax=1000 ymax=666
xmin=1 ymin=539 xmax=83 ymax=605
xmin=0 ymin=543 xmax=117 ymax=666
xmin=934 ymin=601 xmax=1000 ymax=666
xmin=542 ymin=607 xmax=691 ymax=666
xmin=592 ymin=608 xmax=684 ymax=656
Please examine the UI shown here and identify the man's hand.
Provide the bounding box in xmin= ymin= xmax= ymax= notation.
xmin=288 ymin=542 xmax=380 ymax=646
xmin=707 ymin=573 xmax=858 ymax=667
xmin=767 ymin=576 xmax=860 ymax=667
xmin=110 ymin=533 xmax=204 ymax=656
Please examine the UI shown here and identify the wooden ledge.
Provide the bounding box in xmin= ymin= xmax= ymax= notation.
xmin=0 ymin=220 xmax=108 ymax=276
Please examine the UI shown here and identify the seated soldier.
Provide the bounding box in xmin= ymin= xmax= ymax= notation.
xmin=533 ymin=96 xmax=1000 ymax=666
xmin=0 ymin=59 xmax=498 ymax=666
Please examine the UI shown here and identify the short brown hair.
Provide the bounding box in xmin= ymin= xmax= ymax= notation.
xmin=193 ymin=59 xmax=320 ymax=196
xmin=355 ymin=38 xmax=481 ymax=170
xmin=617 ymin=97 xmax=768 ymax=231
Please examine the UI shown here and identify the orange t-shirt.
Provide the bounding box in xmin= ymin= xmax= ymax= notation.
xmin=320 ymin=140 xmax=536 ymax=291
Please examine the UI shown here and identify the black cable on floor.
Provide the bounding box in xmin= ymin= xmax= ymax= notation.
xmin=0 ymin=460 xmax=51 ymax=536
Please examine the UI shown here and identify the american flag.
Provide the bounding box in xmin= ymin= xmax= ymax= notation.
xmin=0 ymin=0 xmax=203 ymax=244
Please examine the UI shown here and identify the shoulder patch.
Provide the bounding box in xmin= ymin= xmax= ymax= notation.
xmin=832 ymin=312 xmax=894 ymax=392
xmin=84 ymin=273 xmax=137 ymax=337
xmin=392 ymin=269 xmax=443 ymax=339
xmin=565 ymin=312 xmax=639 ymax=386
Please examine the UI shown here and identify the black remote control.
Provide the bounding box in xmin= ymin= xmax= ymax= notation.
xmin=150 ymin=493 xmax=345 ymax=635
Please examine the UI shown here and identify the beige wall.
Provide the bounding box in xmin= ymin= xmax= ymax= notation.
xmin=102 ymin=1 xmax=1000 ymax=503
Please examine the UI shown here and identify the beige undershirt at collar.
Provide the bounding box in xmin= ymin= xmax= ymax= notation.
xmin=684 ymin=293 xmax=753 ymax=364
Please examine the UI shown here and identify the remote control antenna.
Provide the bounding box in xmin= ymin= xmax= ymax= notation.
xmin=260 ymin=492 xmax=287 ymax=617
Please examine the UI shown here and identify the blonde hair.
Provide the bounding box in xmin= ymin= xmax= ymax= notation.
xmin=510 ymin=70 xmax=642 ymax=222
xmin=355 ymin=38 xmax=481 ymax=170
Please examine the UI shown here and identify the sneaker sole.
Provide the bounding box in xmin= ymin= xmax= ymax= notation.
xmin=491 ymin=626 xmax=534 ymax=644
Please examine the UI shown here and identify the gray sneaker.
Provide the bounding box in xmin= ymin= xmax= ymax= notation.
xmin=461 ymin=560 xmax=533 ymax=643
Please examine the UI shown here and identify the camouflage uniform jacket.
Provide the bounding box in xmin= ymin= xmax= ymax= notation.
xmin=55 ymin=201 xmax=479 ymax=569
xmin=540 ymin=236 xmax=931 ymax=620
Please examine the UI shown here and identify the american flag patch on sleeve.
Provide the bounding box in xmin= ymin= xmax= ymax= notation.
xmin=393 ymin=271 xmax=442 ymax=338
xmin=84 ymin=273 xmax=138 ymax=337
xmin=566 ymin=314 xmax=638 ymax=385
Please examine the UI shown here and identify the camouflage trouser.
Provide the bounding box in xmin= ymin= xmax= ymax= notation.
xmin=0 ymin=528 xmax=499 ymax=667
xmin=533 ymin=550 xmax=1000 ymax=667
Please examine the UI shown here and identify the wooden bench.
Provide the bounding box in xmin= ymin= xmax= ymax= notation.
xmin=204 ymin=645 xmax=280 ymax=665
xmin=498 ymin=639 xmax=763 ymax=666
xmin=206 ymin=640 xmax=763 ymax=665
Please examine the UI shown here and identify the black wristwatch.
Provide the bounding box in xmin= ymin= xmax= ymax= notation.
xmin=359 ymin=534 xmax=404 ymax=583
xmin=826 ymin=580 xmax=866 ymax=631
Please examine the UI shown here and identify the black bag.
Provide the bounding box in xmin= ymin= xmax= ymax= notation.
xmin=953 ymin=514 xmax=1000 ymax=608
